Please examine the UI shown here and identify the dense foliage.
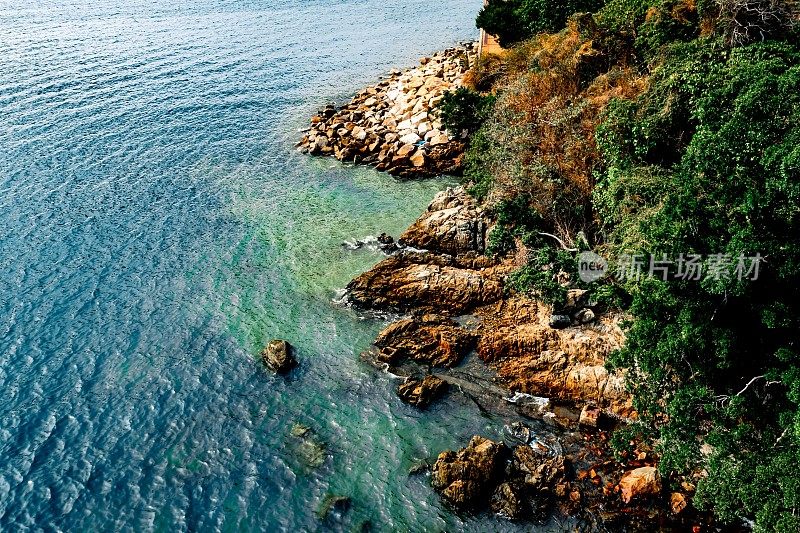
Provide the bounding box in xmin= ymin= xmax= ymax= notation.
xmin=438 ymin=87 xmax=496 ymax=136
xmin=453 ymin=0 xmax=800 ymax=529
xmin=476 ymin=0 xmax=604 ymax=46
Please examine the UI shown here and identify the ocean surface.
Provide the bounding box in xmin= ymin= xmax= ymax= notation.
xmin=0 ymin=1 xmax=550 ymax=530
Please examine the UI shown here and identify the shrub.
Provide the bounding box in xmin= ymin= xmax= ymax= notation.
xmin=437 ymin=87 xmax=496 ymax=136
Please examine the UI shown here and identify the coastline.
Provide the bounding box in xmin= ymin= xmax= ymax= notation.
xmin=298 ymin=44 xmax=708 ymax=529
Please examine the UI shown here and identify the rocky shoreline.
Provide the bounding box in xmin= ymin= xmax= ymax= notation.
xmin=339 ymin=187 xmax=704 ymax=528
xmin=297 ymin=43 xmax=477 ymax=178
xmin=298 ymin=49 xmax=704 ymax=528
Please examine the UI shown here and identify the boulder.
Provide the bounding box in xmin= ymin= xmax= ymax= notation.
xmin=619 ymin=467 xmax=662 ymax=503
xmin=431 ymin=436 xmax=509 ymax=509
xmin=409 ymin=150 xmax=426 ymax=168
xmin=510 ymin=445 xmax=565 ymax=491
xmin=491 ymin=482 xmax=529 ymax=520
xmin=398 ymin=187 xmax=489 ymax=256
xmin=396 ymin=375 xmax=448 ymax=408
xmin=262 ymin=339 xmax=297 ymax=373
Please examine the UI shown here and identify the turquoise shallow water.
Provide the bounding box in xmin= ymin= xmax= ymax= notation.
xmin=0 ymin=1 xmax=548 ymax=530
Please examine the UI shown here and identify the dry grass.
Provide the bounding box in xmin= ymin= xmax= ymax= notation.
xmin=469 ymin=17 xmax=648 ymax=241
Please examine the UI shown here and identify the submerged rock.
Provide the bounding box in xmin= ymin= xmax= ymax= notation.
xmin=396 ymin=375 xmax=448 ymax=408
xmin=289 ymin=423 xmax=327 ymax=469
xmin=316 ymin=494 xmax=351 ymax=521
xmin=262 ymin=339 xmax=297 ymax=373
xmin=431 ymin=436 xmax=509 ymax=509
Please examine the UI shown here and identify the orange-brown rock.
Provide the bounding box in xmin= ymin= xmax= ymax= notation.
xmin=374 ymin=314 xmax=476 ymax=367
xmin=345 ymin=252 xmax=505 ymax=314
xmin=476 ymin=297 xmax=632 ymax=416
xmin=396 ymin=375 xmax=449 ymax=408
xmin=619 ymin=466 xmax=662 ymax=503
xmin=431 ymin=436 xmax=509 ymax=509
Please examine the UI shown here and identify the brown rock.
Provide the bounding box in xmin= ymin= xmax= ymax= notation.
xmin=476 ymin=298 xmax=632 ymax=416
xmin=374 ymin=314 xmax=476 ymax=367
xmin=345 ymin=252 xmax=504 ymax=314
xmin=579 ymin=404 xmax=601 ymax=427
xmin=511 ymin=445 xmax=565 ymax=491
xmin=409 ymin=150 xmax=426 ymax=167
xmin=396 ymin=375 xmax=448 ymax=408
xmin=619 ymin=467 xmax=662 ymax=503
xmin=398 ymin=187 xmax=489 ymax=256
xmin=431 ymin=436 xmax=509 ymax=509
xmin=261 ymin=339 xmax=297 ymax=373
xmin=491 ymin=482 xmax=528 ymax=519
xmin=671 ymin=492 xmax=688 ymax=514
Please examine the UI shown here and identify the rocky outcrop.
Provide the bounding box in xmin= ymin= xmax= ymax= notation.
xmin=396 ymin=375 xmax=449 ymax=408
xmin=431 ymin=436 xmax=509 ymax=509
xmin=374 ymin=314 xmax=477 ymax=367
xmin=262 ymin=339 xmax=297 ymax=373
xmin=432 ymin=433 xmax=569 ymax=518
xmin=476 ymin=298 xmax=632 ymax=417
xmin=345 ymin=251 xmax=505 ymax=314
xmin=398 ymin=186 xmax=489 ymax=256
xmin=297 ymin=44 xmax=477 ymax=178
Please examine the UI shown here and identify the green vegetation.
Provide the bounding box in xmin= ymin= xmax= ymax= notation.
xmin=452 ymin=0 xmax=800 ymax=529
xmin=477 ymin=0 xmax=605 ymax=46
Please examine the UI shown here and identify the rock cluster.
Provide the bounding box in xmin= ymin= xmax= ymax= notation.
xmin=344 ymin=186 xmax=631 ymax=416
xmin=431 ymin=435 xmax=568 ymax=519
xmin=396 ymin=375 xmax=449 ymax=408
xmin=297 ymin=44 xmax=477 ymax=178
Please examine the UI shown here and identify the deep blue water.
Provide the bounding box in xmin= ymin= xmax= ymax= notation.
xmin=0 ymin=1 xmax=547 ymax=530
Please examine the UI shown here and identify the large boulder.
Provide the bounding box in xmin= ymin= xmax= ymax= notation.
xmin=398 ymin=187 xmax=489 ymax=256
xmin=396 ymin=375 xmax=449 ymax=408
xmin=262 ymin=339 xmax=297 ymax=373
xmin=431 ymin=436 xmax=509 ymax=509
xmin=619 ymin=467 xmax=662 ymax=503
xmin=374 ymin=314 xmax=476 ymax=367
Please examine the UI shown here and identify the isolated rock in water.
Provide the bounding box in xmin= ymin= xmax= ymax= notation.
xmin=619 ymin=466 xmax=662 ymax=503
xmin=398 ymin=187 xmax=489 ymax=256
xmin=374 ymin=314 xmax=476 ymax=367
xmin=491 ymin=481 xmax=529 ymax=520
xmin=431 ymin=436 xmax=509 ymax=509
xmin=262 ymin=339 xmax=297 ymax=373
xmin=289 ymin=424 xmax=327 ymax=469
xmin=397 ymin=375 xmax=448 ymax=408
